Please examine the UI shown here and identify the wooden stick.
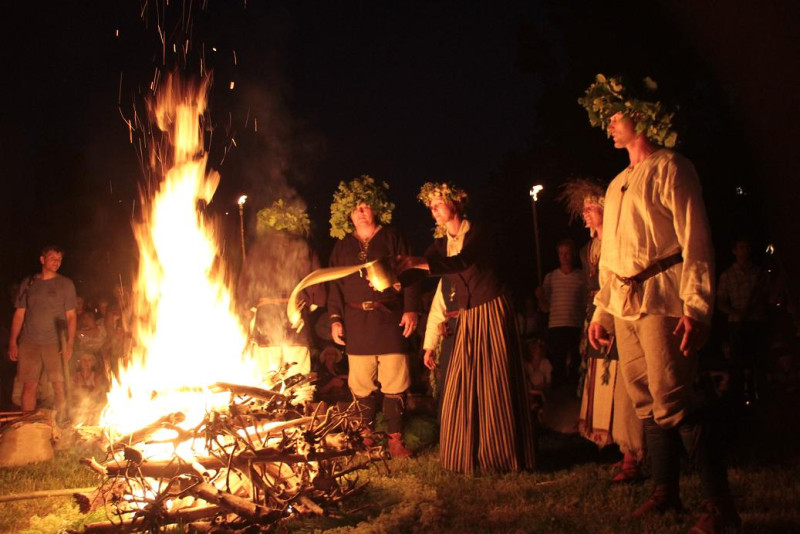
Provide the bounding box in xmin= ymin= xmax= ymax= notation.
xmin=82 ymin=505 xmax=224 ymax=533
xmin=189 ymin=482 xmax=276 ymax=521
xmin=0 ymin=487 xmax=98 ymax=503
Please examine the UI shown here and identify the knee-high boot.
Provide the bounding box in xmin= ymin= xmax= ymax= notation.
xmin=384 ymin=392 xmax=412 ymax=458
xmin=355 ymin=394 xmax=376 ymax=429
xmin=679 ymin=412 xmax=742 ymax=534
xmin=631 ymin=417 xmax=683 ymax=517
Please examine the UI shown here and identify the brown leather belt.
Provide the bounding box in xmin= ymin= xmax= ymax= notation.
xmin=346 ymin=300 xmax=395 ymax=312
xmin=617 ymin=252 xmax=683 ymax=286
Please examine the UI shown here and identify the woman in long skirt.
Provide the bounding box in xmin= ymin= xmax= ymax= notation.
xmin=400 ymin=182 xmax=536 ymax=475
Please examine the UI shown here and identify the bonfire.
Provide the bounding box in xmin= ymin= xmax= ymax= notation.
xmin=67 ymin=74 xmax=385 ymax=533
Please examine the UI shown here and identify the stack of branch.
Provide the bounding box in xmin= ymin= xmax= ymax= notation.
xmin=71 ymin=379 xmax=388 ymax=533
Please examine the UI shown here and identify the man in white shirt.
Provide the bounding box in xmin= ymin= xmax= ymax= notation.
xmin=582 ymin=74 xmax=740 ymax=533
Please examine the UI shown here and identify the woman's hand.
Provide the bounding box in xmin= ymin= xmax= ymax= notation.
xmin=395 ymin=255 xmax=429 ymax=273
xmin=423 ymin=349 xmax=436 ymax=370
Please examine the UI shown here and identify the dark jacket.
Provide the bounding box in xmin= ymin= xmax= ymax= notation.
xmin=328 ymin=226 xmax=422 ymax=355
xmin=425 ymin=222 xmax=506 ymax=310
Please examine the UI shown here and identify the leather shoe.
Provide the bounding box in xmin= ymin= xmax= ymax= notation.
xmin=630 ymin=484 xmax=684 ymax=519
xmin=688 ymin=498 xmax=742 ymax=534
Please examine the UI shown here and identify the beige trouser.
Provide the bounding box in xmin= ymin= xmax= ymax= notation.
xmin=614 ymin=315 xmax=698 ymax=429
xmin=347 ymin=353 xmax=410 ymax=398
xmin=252 ymin=345 xmax=311 ymax=378
xmin=611 ymin=370 xmax=645 ymax=460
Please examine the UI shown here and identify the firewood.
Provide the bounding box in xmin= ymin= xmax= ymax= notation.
xmin=79 ymin=505 xmax=224 ymax=533
xmin=210 ymin=382 xmax=289 ymax=402
xmin=188 ymin=481 xmax=278 ymax=521
xmin=108 ymin=412 xmax=186 ymax=451
xmin=0 ymin=486 xmax=97 ymax=503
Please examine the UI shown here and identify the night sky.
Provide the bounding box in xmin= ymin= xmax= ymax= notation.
xmin=1 ymin=1 xmax=798 ymax=309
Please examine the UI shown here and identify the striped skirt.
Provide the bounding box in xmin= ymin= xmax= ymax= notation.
xmin=440 ymin=294 xmax=537 ymax=474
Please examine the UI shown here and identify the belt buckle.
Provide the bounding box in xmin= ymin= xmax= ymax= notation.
xmin=361 ymin=301 xmax=375 ymax=311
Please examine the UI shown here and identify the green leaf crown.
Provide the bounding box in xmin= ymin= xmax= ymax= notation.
xmin=578 ymin=73 xmax=678 ymax=148
xmin=417 ymin=181 xmax=468 ymax=238
xmin=256 ymin=199 xmax=311 ymax=237
xmin=329 ymin=175 xmax=394 ymax=239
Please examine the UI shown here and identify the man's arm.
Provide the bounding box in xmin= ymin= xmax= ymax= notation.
xmin=664 ymin=157 xmax=714 ymax=323
xmin=64 ymin=308 xmax=77 ymax=361
xmin=7 ymin=308 xmax=26 ymax=361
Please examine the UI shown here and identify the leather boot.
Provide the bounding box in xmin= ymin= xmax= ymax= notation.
xmin=355 ymin=395 xmax=376 ymax=446
xmin=387 ymin=432 xmax=412 ymax=459
xmin=382 ymin=392 xmax=406 ymax=435
xmin=688 ymin=497 xmax=742 ymax=534
xmin=630 ymin=483 xmax=684 ymax=518
xmin=631 ymin=417 xmax=683 ymax=518
xmin=612 ymin=452 xmax=643 ymax=483
xmin=678 ymin=411 xmax=731 ymax=503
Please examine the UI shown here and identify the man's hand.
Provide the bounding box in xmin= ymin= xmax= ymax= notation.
xmin=673 ymin=315 xmax=706 ymax=356
xmin=588 ymin=322 xmax=612 ymax=351
xmin=8 ymin=344 xmax=18 ymax=362
xmin=331 ymin=322 xmax=345 ymax=345
xmin=422 ymin=349 xmax=436 ymax=370
xmin=400 ymin=312 xmax=418 ymax=338
xmin=63 ymin=344 xmax=74 ymax=362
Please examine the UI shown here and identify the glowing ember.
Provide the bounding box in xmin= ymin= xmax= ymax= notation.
xmin=101 ymin=74 xmax=259 ymax=439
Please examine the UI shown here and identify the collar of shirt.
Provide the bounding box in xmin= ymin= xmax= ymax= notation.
xmin=446 ymin=219 xmax=470 ymax=257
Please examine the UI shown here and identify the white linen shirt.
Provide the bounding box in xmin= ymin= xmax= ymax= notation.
xmin=423 ymin=219 xmax=471 ymax=350
xmin=591 ymin=149 xmax=714 ymax=327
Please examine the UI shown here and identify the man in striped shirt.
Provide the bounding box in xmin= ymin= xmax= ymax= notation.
xmin=536 ymin=238 xmax=587 ymax=388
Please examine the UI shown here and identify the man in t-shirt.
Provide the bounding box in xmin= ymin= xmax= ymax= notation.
xmin=536 ymin=238 xmax=587 ymax=387
xmin=8 ymin=245 xmax=77 ymax=418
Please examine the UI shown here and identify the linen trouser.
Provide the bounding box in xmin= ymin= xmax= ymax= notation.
xmin=616 ymin=314 xmax=730 ymax=499
xmin=614 ymin=315 xmax=697 ymax=428
xmin=348 ymin=353 xmax=410 ymax=434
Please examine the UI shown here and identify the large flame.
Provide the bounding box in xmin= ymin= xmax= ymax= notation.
xmin=101 ymin=74 xmax=259 ymax=439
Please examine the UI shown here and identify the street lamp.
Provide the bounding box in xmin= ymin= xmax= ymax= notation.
xmin=529 ymin=185 xmax=544 ymax=286
xmin=237 ymin=195 xmax=248 ymax=262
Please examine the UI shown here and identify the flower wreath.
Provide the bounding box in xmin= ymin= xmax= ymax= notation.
xmin=256 ymin=199 xmax=311 ymax=238
xmin=578 ymin=73 xmax=678 ymax=148
xmin=329 ymin=175 xmax=394 ymax=239
xmin=417 ymin=181 xmax=468 ymax=238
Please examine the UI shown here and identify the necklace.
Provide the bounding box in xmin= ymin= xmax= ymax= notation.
xmin=356 ymin=226 xmax=379 ymax=262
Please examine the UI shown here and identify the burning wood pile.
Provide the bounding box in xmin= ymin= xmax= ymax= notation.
xmin=59 ymin=70 xmax=391 ymax=532
xmin=73 ymin=374 xmax=388 ymax=533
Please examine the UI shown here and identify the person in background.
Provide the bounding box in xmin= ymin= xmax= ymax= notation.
xmin=397 ymin=181 xmax=536 ymax=475
xmin=327 ymin=176 xmax=421 ymax=459
xmin=237 ymin=199 xmax=326 ymax=380
xmin=581 ymin=74 xmax=740 ymax=532
xmin=716 ymin=237 xmax=769 ymax=405
xmin=560 ymin=178 xmax=645 ymax=483
xmin=8 ymin=245 xmax=77 ymax=421
xmin=536 ymin=238 xmax=587 ymax=388
xmin=71 ymin=351 xmax=108 ymax=424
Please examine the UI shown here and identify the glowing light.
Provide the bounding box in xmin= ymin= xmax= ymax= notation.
xmin=529 ymin=184 xmax=543 ymax=202
xmin=101 ymin=74 xmax=260 ymax=440
xmin=238 ymin=195 xmax=248 ymax=206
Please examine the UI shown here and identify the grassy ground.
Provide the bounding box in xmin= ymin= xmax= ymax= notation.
xmin=1 ymin=388 xmax=798 ymax=533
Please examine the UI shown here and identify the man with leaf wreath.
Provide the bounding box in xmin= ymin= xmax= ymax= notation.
xmin=581 ymin=74 xmax=741 ymax=533
xmin=327 ymin=176 xmax=421 ymax=459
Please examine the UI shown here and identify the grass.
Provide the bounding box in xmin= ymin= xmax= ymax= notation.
xmin=1 ymin=389 xmax=798 ymax=533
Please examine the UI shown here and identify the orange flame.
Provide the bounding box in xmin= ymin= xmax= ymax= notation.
xmin=101 ymin=74 xmax=259 ymax=440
